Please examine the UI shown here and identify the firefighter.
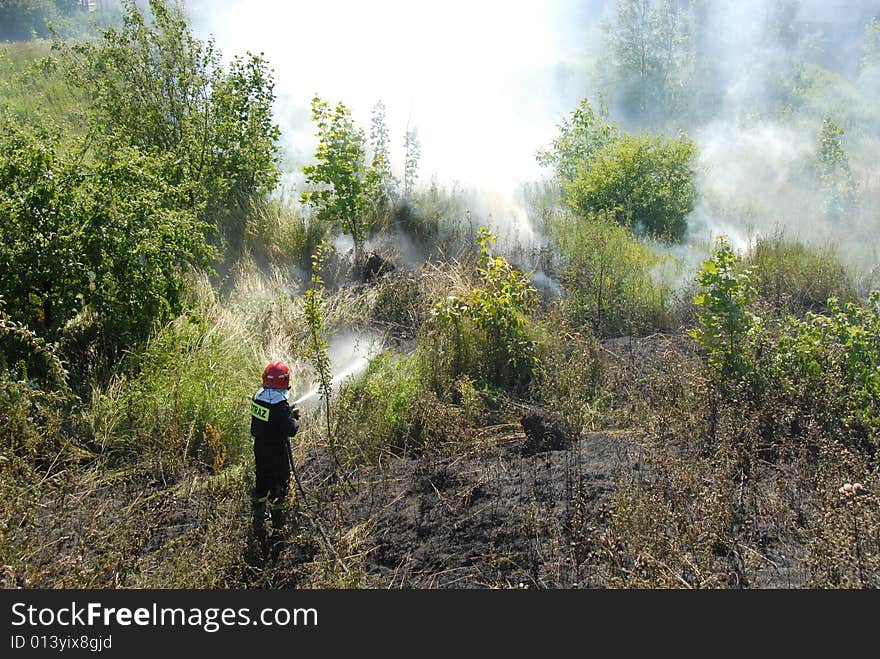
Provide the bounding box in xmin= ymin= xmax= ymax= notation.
xmin=250 ymin=360 xmax=300 ymax=544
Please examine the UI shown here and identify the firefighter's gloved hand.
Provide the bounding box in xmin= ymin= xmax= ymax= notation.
xmin=291 ymin=407 xmax=301 ymax=420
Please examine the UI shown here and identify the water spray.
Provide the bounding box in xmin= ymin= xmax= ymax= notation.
xmin=292 ymin=354 xmax=371 ymax=406
xmin=291 ymin=333 xmax=378 ymax=407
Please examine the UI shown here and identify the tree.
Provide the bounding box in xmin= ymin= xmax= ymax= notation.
xmin=0 ymin=1 xmax=61 ymax=41
xmin=403 ymin=125 xmax=420 ymax=198
xmin=57 ymin=0 xmax=280 ymax=247
xmin=368 ymin=100 xmax=398 ymax=203
xmin=536 ymin=98 xmax=619 ymax=186
xmin=565 ymin=131 xmax=697 ymax=242
xmin=0 ymin=116 xmax=210 ymax=347
xmin=600 ymin=0 xmax=694 ymax=123
xmin=816 ymin=116 xmax=857 ymax=222
xmin=301 ymin=95 xmax=383 ymax=260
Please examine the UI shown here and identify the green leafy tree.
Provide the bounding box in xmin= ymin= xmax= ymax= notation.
xmin=301 ymin=95 xmax=383 ymax=261
xmin=57 ymin=0 xmax=280 ymax=247
xmin=566 ymin=131 xmax=697 ymax=242
xmin=690 ymin=236 xmax=758 ymax=381
xmin=816 ymin=116 xmax=857 ymax=222
xmin=1 ymin=0 xmax=275 ymax=370
xmin=536 ymin=98 xmax=620 ymax=186
xmin=0 ymin=0 xmax=62 ymax=40
xmin=0 ymin=116 xmax=210 ymax=349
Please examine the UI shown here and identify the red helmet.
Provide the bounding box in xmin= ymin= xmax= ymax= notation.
xmin=262 ymin=360 xmax=290 ymax=389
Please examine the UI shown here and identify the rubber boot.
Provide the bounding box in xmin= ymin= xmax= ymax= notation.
xmin=268 ymin=502 xmax=285 ymax=561
xmin=270 ymin=502 xmax=285 ymax=534
xmin=252 ymin=498 xmax=268 ymax=547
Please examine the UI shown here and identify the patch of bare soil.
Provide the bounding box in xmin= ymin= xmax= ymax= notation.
xmin=320 ymin=429 xmax=644 ymax=588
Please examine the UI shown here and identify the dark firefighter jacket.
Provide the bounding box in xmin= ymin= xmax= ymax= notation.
xmin=250 ymin=388 xmax=299 ymax=469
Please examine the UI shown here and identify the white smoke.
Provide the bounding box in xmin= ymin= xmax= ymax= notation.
xmin=184 ymin=0 xmax=608 ymax=195
xmin=182 ymin=0 xmax=879 ymax=272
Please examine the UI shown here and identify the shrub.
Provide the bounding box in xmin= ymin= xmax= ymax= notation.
xmin=0 ymin=119 xmax=213 ymax=348
xmin=765 ymin=292 xmax=880 ymax=451
xmin=566 ymin=132 xmax=697 ymax=243
xmin=690 ymin=236 xmax=758 ymax=383
xmin=422 ymin=227 xmax=538 ymax=394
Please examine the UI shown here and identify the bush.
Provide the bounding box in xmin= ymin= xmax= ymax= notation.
xmin=763 ymin=293 xmax=880 ymax=452
xmin=421 ymin=228 xmax=538 ymax=394
xmin=552 ymin=211 xmax=674 ymax=337
xmin=691 ymin=236 xmax=758 ymax=383
xmin=0 ymin=118 xmax=212 ymax=348
xmin=692 ymin=270 xmax=879 ymax=457
xmin=566 ymin=132 xmax=697 ymax=243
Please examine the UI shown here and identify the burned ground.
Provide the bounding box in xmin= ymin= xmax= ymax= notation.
xmin=327 ymin=430 xmax=638 ymax=588
xmin=5 ymin=335 xmax=820 ymax=589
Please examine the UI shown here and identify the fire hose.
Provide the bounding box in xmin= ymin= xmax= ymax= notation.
xmin=285 ymin=408 xmax=349 ymax=574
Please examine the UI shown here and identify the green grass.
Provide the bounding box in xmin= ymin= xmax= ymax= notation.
xmin=744 ymin=235 xmax=857 ymax=314
xmin=0 ymin=41 xmax=85 ymax=146
xmin=84 ymin=263 xmax=310 ymax=468
xmin=551 ymin=211 xmax=677 ymax=337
